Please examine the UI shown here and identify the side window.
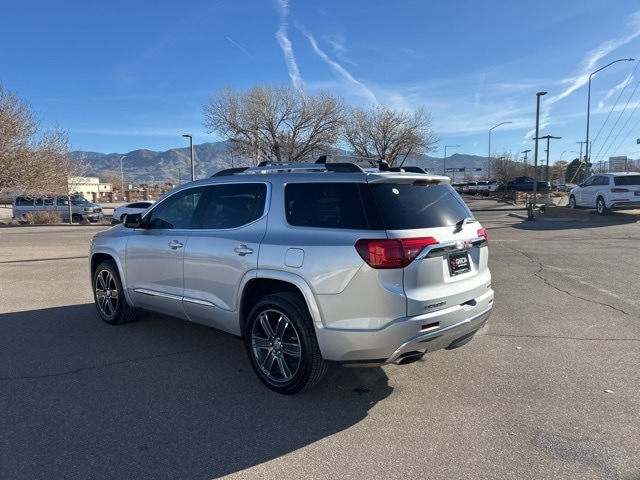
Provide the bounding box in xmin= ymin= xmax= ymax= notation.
xmin=285 ymin=183 xmax=369 ymax=229
xmin=56 ymin=198 xmax=68 ymax=206
xmin=146 ymin=187 xmax=206 ymax=230
xmin=201 ymin=183 xmax=267 ymax=229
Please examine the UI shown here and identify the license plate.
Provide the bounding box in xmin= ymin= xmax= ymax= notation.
xmin=448 ymin=251 xmax=471 ymax=276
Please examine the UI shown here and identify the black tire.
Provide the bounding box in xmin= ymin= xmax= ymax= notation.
xmin=568 ymin=195 xmax=577 ymax=209
xmin=72 ymin=213 xmax=82 ymax=223
xmin=120 ymin=214 xmax=127 ymax=224
xmin=245 ymin=292 xmax=327 ymax=394
xmin=596 ymin=197 xmax=610 ymax=215
xmin=93 ymin=260 xmax=136 ymax=325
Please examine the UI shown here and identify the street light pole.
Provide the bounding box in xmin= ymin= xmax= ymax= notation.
xmin=120 ymin=155 xmax=126 ymax=201
xmin=585 ymin=58 xmax=634 ymax=180
xmin=488 ymin=121 xmax=512 ymax=180
xmin=182 ymin=134 xmax=195 ymax=181
xmin=443 ymin=144 xmax=460 ymax=176
xmin=530 ymin=91 xmax=547 ymax=220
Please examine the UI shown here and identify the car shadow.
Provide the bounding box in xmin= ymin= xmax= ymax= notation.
xmin=511 ymin=210 xmax=640 ymax=230
xmin=1 ymin=304 xmax=392 ymax=479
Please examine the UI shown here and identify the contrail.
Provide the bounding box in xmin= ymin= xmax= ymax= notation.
xmin=226 ymin=36 xmax=256 ymax=60
xmin=298 ymin=25 xmax=378 ymax=105
xmin=274 ymin=0 xmax=304 ymax=91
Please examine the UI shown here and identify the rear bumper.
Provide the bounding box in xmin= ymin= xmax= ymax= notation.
xmin=611 ymin=201 xmax=640 ymax=209
xmin=315 ymin=289 xmax=493 ymax=364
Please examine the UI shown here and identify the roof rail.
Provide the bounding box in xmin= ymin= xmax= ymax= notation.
xmin=244 ymin=163 xmax=327 ymax=174
xmin=211 ymin=167 xmax=250 ymax=177
xmin=210 ymin=157 xmax=436 ymax=176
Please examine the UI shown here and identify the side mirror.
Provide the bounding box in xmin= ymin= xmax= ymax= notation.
xmin=124 ymin=213 xmax=143 ymax=228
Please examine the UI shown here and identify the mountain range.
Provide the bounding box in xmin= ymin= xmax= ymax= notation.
xmin=71 ymin=142 xmax=491 ymax=184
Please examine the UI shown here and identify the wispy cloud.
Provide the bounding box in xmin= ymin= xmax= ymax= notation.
xmin=599 ymin=73 xmax=634 ymax=107
xmin=297 ymin=24 xmax=378 ymax=106
xmin=550 ymin=13 xmax=640 ymax=106
xmin=273 ymin=0 xmax=304 ymax=91
xmin=527 ymin=12 xmax=640 ymax=141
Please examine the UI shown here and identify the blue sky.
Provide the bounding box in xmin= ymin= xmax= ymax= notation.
xmin=3 ymin=1 xmax=640 ymax=167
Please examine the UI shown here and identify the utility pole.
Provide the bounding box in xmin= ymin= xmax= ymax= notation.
xmin=536 ymin=135 xmax=562 ymax=182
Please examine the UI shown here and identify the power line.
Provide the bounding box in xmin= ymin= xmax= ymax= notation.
xmin=591 ymin=60 xmax=640 ymax=163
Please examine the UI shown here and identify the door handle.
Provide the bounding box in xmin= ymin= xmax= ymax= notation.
xmin=234 ymin=244 xmax=254 ymax=256
xmin=168 ymin=240 xmax=184 ymax=250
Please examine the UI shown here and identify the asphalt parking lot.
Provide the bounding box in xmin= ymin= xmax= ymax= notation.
xmin=1 ymin=208 xmax=639 ymax=479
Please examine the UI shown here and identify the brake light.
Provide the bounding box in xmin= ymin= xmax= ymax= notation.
xmin=611 ymin=188 xmax=629 ymax=193
xmin=355 ymin=237 xmax=439 ymax=269
xmin=478 ymin=228 xmax=488 ymax=244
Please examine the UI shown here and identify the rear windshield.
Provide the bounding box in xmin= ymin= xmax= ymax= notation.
xmin=285 ymin=182 xmax=473 ymax=230
xmin=614 ymin=175 xmax=640 ymax=186
xmin=370 ymin=183 xmax=474 ymax=229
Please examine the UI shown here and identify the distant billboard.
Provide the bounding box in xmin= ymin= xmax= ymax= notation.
xmin=609 ymin=156 xmax=628 ymax=172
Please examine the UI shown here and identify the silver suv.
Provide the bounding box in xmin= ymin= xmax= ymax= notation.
xmin=89 ymin=161 xmax=494 ymax=394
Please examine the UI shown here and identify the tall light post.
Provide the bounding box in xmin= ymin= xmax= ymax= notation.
xmin=530 ymin=91 xmax=547 ymax=220
xmin=119 ymin=155 xmax=126 ymax=201
xmin=443 ymin=144 xmax=460 ymax=176
xmin=488 ymin=121 xmax=512 ymax=180
xmin=182 ymin=134 xmax=195 ymax=181
xmin=585 ymin=58 xmax=634 ymax=180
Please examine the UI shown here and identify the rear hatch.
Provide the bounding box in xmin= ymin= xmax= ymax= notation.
xmin=366 ymin=176 xmax=490 ymax=317
xmin=613 ymin=174 xmax=640 ymax=196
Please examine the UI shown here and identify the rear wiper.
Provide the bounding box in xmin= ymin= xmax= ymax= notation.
xmin=454 ymin=217 xmax=476 ymax=233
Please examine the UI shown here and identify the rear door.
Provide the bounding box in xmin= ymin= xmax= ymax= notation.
xmin=581 ymin=175 xmax=605 ymax=206
xmin=181 ymin=182 xmax=268 ymax=335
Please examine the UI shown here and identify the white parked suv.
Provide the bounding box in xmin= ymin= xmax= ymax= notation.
xmin=569 ymin=172 xmax=640 ymax=215
xmin=89 ymin=160 xmax=494 ymax=394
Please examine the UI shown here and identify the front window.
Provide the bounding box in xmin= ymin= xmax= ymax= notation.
xmin=146 ymin=187 xmax=206 ymax=230
xmin=70 ymin=195 xmax=91 ymax=205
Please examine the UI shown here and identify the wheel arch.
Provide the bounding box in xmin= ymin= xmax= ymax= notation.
xmin=239 ymin=273 xmax=321 ymax=338
xmin=90 ymin=252 xmax=134 ymax=306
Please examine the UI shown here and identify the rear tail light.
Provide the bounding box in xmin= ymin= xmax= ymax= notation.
xmin=478 ymin=228 xmax=488 ymax=244
xmin=355 ymin=237 xmax=439 ymax=269
xmin=611 ymin=188 xmax=629 ymax=193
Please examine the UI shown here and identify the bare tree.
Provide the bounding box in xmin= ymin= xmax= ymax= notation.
xmin=489 ymin=152 xmax=521 ymax=185
xmin=0 ymin=84 xmax=78 ymax=197
xmin=342 ymin=105 xmax=438 ymax=167
xmin=550 ymin=160 xmax=568 ymax=184
xmin=204 ymin=84 xmax=345 ymax=164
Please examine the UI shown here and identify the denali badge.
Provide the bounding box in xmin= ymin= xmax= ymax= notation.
xmin=424 ymin=301 xmax=446 ymax=310
xmin=456 ymin=240 xmax=471 ymax=250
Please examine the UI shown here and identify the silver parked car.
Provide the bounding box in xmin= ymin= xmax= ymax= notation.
xmin=569 ymin=172 xmax=640 ymax=215
xmin=89 ymin=160 xmax=494 ymax=394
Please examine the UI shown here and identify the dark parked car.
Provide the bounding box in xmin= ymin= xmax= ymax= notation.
xmin=506 ymin=176 xmax=551 ymax=191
